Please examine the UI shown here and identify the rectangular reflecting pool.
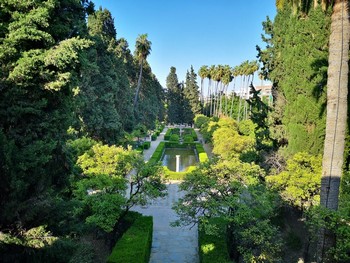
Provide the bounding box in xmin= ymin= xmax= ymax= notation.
xmin=161 ymin=148 xmax=198 ymax=172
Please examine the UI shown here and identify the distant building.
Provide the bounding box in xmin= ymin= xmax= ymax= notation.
xmin=255 ymin=85 xmax=272 ymax=97
xmin=255 ymin=85 xmax=273 ymax=105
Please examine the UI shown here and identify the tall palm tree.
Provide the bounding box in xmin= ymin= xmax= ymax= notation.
xmin=318 ymin=0 xmax=349 ymax=261
xmin=208 ymin=65 xmax=215 ymax=116
xmin=221 ymin=65 xmax=233 ymax=116
xmin=212 ymin=65 xmax=223 ymax=117
xmin=133 ymin=34 xmax=152 ymax=109
xmin=198 ymin=65 xmax=209 ymax=113
xmin=230 ymin=66 xmax=239 ymax=118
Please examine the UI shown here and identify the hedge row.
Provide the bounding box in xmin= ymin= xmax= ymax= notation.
xmin=196 ymin=143 xmax=209 ymax=163
xmin=183 ymin=128 xmax=198 ymax=141
xmin=163 ymin=166 xmax=197 ymax=180
xmin=199 ymin=218 xmax=231 ymax=263
xmin=148 ymin=141 xmax=165 ymax=164
xmin=165 ymin=128 xmax=198 ymax=141
xmin=164 ymin=129 xmax=172 ymax=140
xmin=107 ymin=216 xmax=153 ymax=263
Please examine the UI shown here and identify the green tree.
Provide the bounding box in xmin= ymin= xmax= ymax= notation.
xmin=212 ymin=117 xmax=256 ymax=161
xmin=75 ymin=8 xmax=132 ymax=143
xmin=0 ymin=0 xmax=92 ymax=236
xmin=198 ymin=65 xmax=209 ymax=110
xmin=74 ymin=143 xmax=166 ymax=232
xmin=173 ymin=159 xmax=282 ymax=262
xmin=183 ymin=66 xmax=202 ymax=124
xmin=257 ymin=3 xmax=331 ymax=156
xmin=266 ymin=152 xmax=322 ymax=210
xmin=166 ymin=66 xmax=183 ymax=123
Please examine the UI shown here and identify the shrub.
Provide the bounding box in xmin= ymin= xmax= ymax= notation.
xmin=151 ymin=134 xmax=157 ymax=141
xmin=169 ymin=134 xmax=179 ymax=142
xmin=107 ymin=216 xmax=153 ymax=263
xmin=143 ymin=141 xmax=151 ymax=149
xmin=191 ymin=129 xmax=198 ymax=141
xmin=172 ymin=128 xmax=180 ymax=135
xmin=136 ymin=146 xmax=143 ymax=154
xmin=199 ymin=218 xmax=231 ymax=263
xmin=183 ymin=128 xmax=198 ymax=141
xmin=164 ymin=129 xmax=172 ymax=140
xmin=194 ymin=114 xmax=210 ymax=129
xmin=184 ymin=134 xmax=194 ymax=143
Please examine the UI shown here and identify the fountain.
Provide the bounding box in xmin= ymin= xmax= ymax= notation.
xmin=176 ymin=155 xmax=180 ymax=172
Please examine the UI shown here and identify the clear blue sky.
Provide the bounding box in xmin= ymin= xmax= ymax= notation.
xmin=91 ymin=0 xmax=276 ymax=88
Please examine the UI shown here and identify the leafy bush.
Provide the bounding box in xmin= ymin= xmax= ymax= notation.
xmin=184 ymin=134 xmax=194 ymax=143
xmin=199 ymin=218 xmax=231 ymax=263
xmin=169 ymin=134 xmax=179 ymax=142
xmin=143 ymin=141 xmax=151 ymax=149
xmin=151 ymin=134 xmax=157 ymax=141
xmin=107 ymin=216 xmax=153 ymax=263
xmin=183 ymin=128 xmax=198 ymax=141
xmin=194 ymin=114 xmax=210 ymax=129
xmin=136 ymin=146 xmax=144 ymax=154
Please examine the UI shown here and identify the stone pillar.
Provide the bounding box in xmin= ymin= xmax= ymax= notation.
xmin=176 ymin=155 xmax=180 ymax=172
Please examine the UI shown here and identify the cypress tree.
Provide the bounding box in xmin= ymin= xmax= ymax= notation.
xmin=257 ymin=3 xmax=331 ymax=156
xmin=183 ymin=66 xmax=202 ymax=124
xmin=166 ymin=67 xmax=182 ymax=124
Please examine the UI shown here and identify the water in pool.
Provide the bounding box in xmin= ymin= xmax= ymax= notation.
xmin=161 ymin=148 xmax=197 ymax=172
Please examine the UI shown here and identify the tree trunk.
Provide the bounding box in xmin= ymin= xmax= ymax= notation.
xmin=133 ymin=59 xmax=143 ymax=109
xmin=200 ymin=78 xmax=204 ymax=113
xmin=317 ymin=0 xmax=350 ymax=261
xmin=237 ymin=76 xmax=244 ymax=122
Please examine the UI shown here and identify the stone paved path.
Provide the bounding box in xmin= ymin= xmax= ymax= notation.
xmin=132 ymin=126 xmax=199 ymax=263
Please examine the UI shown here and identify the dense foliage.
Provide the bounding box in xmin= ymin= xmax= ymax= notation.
xmin=258 ymin=3 xmax=331 ymax=156
xmin=0 ymin=1 xmax=165 ymax=261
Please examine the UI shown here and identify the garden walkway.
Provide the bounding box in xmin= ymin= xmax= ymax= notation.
xmin=132 ymin=126 xmax=200 ymax=263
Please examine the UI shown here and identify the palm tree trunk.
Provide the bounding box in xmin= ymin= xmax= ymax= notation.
xmin=317 ymin=0 xmax=350 ymax=261
xmin=209 ymin=79 xmax=213 ymax=116
xmin=133 ymin=59 xmax=143 ymax=109
xmin=230 ymin=78 xmax=237 ymax=118
xmin=200 ymin=78 xmax=204 ymax=113
xmin=213 ymin=81 xmax=218 ymax=117
xmin=237 ymin=76 xmax=243 ymax=122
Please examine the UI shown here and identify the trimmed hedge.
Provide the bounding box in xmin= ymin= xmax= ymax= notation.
xmin=148 ymin=141 xmax=165 ymax=164
xmin=199 ymin=218 xmax=231 ymax=263
xmin=183 ymin=128 xmax=198 ymax=141
xmin=163 ymin=166 xmax=197 ymax=180
xmin=184 ymin=134 xmax=194 ymax=143
xmin=107 ymin=216 xmax=153 ymax=263
xmin=169 ymin=134 xmax=179 ymax=142
xmin=196 ymin=144 xmax=209 ymax=163
xmin=164 ymin=129 xmax=172 ymax=140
